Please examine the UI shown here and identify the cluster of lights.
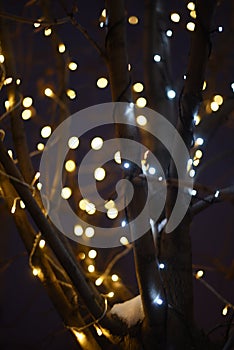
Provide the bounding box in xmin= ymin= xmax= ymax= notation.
xmin=210 ymin=94 xmax=223 ymax=112
xmin=74 ymin=225 xmax=95 ymax=238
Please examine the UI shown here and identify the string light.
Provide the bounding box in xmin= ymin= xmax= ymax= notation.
xmin=202 ymin=81 xmax=207 ymax=90
xmin=91 ymin=137 xmax=103 ymax=150
xmin=210 ymin=101 xmax=219 ymax=112
xmin=65 ymin=160 xmax=76 ymax=172
xmin=4 ymin=77 xmax=13 ymax=85
xmin=85 ymin=227 xmax=95 ymax=238
xmin=222 ymin=305 xmax=229 ymax=316
xmin=66 ymin=89 xmax=76 ymax=99
xmin=213 ymin=95 xmax=223 ymax=105
xmin=166 ymin=29 xmax=173 ymax=37
xmin=104 ymin=200 xmax=115 ymax=209
xmin=34 ymin=22 xmax=41 ymax=28
xmin=68 ymin=62 xmax=78 ymax=71
xmin=39 ymin=239 xmax=46 ymax=249
xmin=136 ymin=114 xmax=147 ymax=126
xmin=190 ymin=10 xmax=196 ymax=19
xmin=107 ymin=292 xmax=114 ymax=298
xmin=111 ymin=274 xmax=119 ymax=282
xmin=94 ymin=167 xmax=106 ymax=181
xmin=154 ymin=54 xmax=161 ymax=62
xmin=74 ymin=225 xmax=83 ymax=236
xmin=61 ymin=187 xmax=72 ymax=199
xmin=85 ymin=202 xmax=96 ymax=215
xmin=22 ymin=109 xmax=32 ymax=120
xmin=195 ymin=270 xmax=204 ymax=279
xmin=79 ymin=198 xmax=89 ymax=210
xmin=120 ymin=236 xmax=129 ymax=245
xmin=114 ymin=151 xmax=121 ymax=164
xmin=88 ymin=264 xmax=95 ymax=273
xmin=68 ymin=136 xmax=79 ymax=149
xmin=94 ymin=325 xmax=103 ymax=336
xmin=195 ymin=137 xmax=204 ymax=146
xmin=22 ymin=97 xmax=33 ymax=108
xmin=107 ymin=207 xmax=118 ymax=219
xmin=128 ymin=16 xmax=139 ymax=25
xmin=187 ymin=2 xmax=195 ymax=11
xmin=41 ymin=125 xmax=52 ymax=138
xmin=58 ymin=43 xmax=66 ymax=53
xmin=167 ymin=89 xmax=176 ymax=99
xmin=170 ymin=13 xmax=180 ymax=23
xmin=95 ymin=277 xmax=104 ymax=286
xmin=44 ymin=28 xmax=52 ymax=36
xmin=37 ymin=143 xmax=44 ymax=151
xmin=96 ymin=77 xmax=108 ymax=88
xmin=44 ymin=87 xmax=54 ymax=97
xmin=133 ymin=82 xmax=144 ymax=92
xmin=195 ymin=149 xmax=203 ymax=159
xmin=136 ymin=97 xmax=147 ymax=107
xmin=0 ymin=54 xmax=5 ymax=63
xmin=186 ymin=22 xmax=195 ymax=31
xmin=159 ymin=263 xmax=165 ymax=269
xmin=88 ymin=250 xmax=97 ymax=259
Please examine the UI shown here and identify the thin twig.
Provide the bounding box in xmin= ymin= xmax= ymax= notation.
xmin=0 ymin=11 xmax=70 ymax=26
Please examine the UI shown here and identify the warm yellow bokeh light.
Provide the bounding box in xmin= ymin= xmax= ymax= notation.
xmin=111 ymin=274 xmax=119 ymax=282
xmin=61 ymin=187 xmax=72 ymax=199
xmin=85 ymin=227 xmax=95 ymax=238
xmin=88 ymin=264 xmax=95 ymax=273
xmin=171 ymin=13 xmax=180 ymax=23
xmin=186 ymin=22 xmax=195 ymax=31
xmin=104 ymin=200 xmax=115 ymax=210
xmin=68 ymin=136 xmax=79 ymax=149
xmin=91 ymin=137 xmax=103 ymax=150
xmin=85 ymin=202 xmax=96 ymax=215
xmin=37 ymin=143 xmax=44 ymax=151
xmin=195 ymin=150 xmax=203 ymax=159
xmin=187 ymin=2 xmax=195 ymax=11
xmin=210 ymin=101 xmax=219 ymax=112
xmin=136 ymin=97 xmax=147 ymax=108
xmin=74 ymin=225 xmax=83 ymax=236
xmin=79 ymin=198 xmax=89 ymax=211
xmin=41 ymin=125 xmax=52 ymax=138
xmin=128 ymin=16 xmax=139 ymax=25
xmin=0 ymin=54 xmax=5 ymax=63
xmin=133 ymin=82 xmax=144 ymax=93
xmin=22 ymin=97 xmax=33 ymax=108
xmin=94 ymin=167 xmax=106 ymax=181
xmin=97 ymin=77 xmax=108 ymax=88
xmin=65 ymin=159 xmax=76 ymax=172
xmin=114 ymin=151 xmax=121 ymax=164
xmin=22 ymin=109 xmax=32 ymax=120
xmin=44 ymin=28 xmax=52 ymax=36
xmin=213 ymin=95 xmax=223 ymax=105
xmin=58 ymin=43 xmax=66 ymax=53
xmin=66 ymin=89 xmax=76 ymax=99
xmin=120 ymin=236 xmax=129 ymax=245
xmin=88 ymin=249 xmax=97 ymax=259
xmin=68 ymin=62 xmax=78 ymax=71
xmin=44 ymin=88 xmax=54 ymax=97
xmin=136 ymin=115 xmax=147 ymax=126
xmin=107 ymin=207 xmax=118 ymax=219
xmin=39 ymin=239 xmax=46 ymax=249
xmin=190 ymin=10 xmax=196 ymax=19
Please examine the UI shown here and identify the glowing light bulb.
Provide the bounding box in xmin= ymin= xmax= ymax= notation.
xmin=186 ymin=22 xmax=195 ymax=31
xmin=61 ymin=187 xmax=72 ymax=199
xmin=149 ymin=167 xmax=156 ymax=175
xmin=74 ymin=225 xmax=83 ymax=236
xmin=85 ymin=227 xmax=95 ymax=238
xmin=65 ymin=160 xmax=76 ymax=172
xmin=79 ymin=199 xmax=89 ymax=211
xmin=95 ymin=277 xmax=104 ymax=286
xmin=97 ymin=77 xmax=108 ymax=88
xmin=121 ymin=220 xmax=127 ymax=227
xmin=88 ymin=250 xmax=97 ymax=259
xmin=107 ymin=207 xmax=118 ymax=219
xmin=133 ymin=82 xmax=144 ymax=92
xmin=34 ymin=22 xmax=41 ymax=28
xmin=108 ymin=292 xmax=114 ymax=298
xmin=111 ymin=274 xmax=119 ymax=282
xmin=154 ymin=54 xmax=161 ymax=62
xmin=41 ymin=126 xmax=52 ymax=138
xmin=210 ymin=101 xmax=219 ymax=112
xmin=213 ymin=95 xmax=223 ymax=105
xmin=91 ymin=137 xmax=103 ymax=150
xmin=68 ymin=136 xmax=79 ymax=149
xmin=222 ymin=305 xmax=228 ymax=316
xmin=166 ymin=29 xmax=173 ymax=37
xmin=68 ymin=62 xmax=78 ymax=71
xmin=120 ymin=236 xmax=129 ymax=245
xmin=189 ymin=169 xmax=195 ymax=178
xmin=190 ymin=10 xmax=196 ymax=19
xmin=104 ymin=200 xmax=115 ymax=209
xmin=44 ymin=88 xmax=54 ymax=97
xmin=195 ymin=137 xmax=204 ymax=146
xmin=37 ymin=143 xmax=44 ymax=151
xmin=187 ymin=2 xmax=195 ymax=10
xmin=22 ymin=97 xmax=33 ymax=108
xmin=4 ymin=77 xmax=13 ymax=85
xmin=85 ymin=202 xmax=96 ymax=215
xmin=39 ymin=239 xmax=46 ymax=249
xmin=171 ymin=13 xmax=180 ymax=23
xmin=0 ymin=54 xmax=5 ymax=63
xmin=114 ymin=151 xmax=121 ymax=164
xmin=167 ymin=89 xmax=176 ymax=99
xmin=22 ymin=109 xmax=32 ymax=120
xmin=136 ymin=115 xmax=147 ymax=126
xmin=196 ymin=270 xmax=204 ymax=279
xmin=44 ymin=28 xmax=52 ymax=36
xmin=94 ymin=167 xmax=106 ymax=181
xmin=58 ymin=43 xmax=66 ymax=53
xmin=128 ymin=16 xmax=138 ymax=25
xmin=88 ymin=264 xmax=95 ymax=273
xmin=136 ymin=97 xmax=147 ymax=107
xmin=66 ymin=89 xmax=76 ymax=99
xmin=218 ymin=26 xmax=223 ymax=32
xmin=159 ymin=263 xmax=165 ymax=269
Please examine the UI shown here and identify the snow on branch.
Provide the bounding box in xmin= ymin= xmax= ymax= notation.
xmin=110 ymin=295 xmax=144 ymax=327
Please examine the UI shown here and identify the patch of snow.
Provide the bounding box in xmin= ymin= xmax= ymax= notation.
xmin=110 ymin=295 xmax=144 ymax=327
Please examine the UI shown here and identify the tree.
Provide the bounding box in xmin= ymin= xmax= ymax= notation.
xmin=0 ymin=0 xmax=234 ymax=349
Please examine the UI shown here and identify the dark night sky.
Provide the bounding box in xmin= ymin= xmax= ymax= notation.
xmin=0 ymin=1 xmax=234 ymax=349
